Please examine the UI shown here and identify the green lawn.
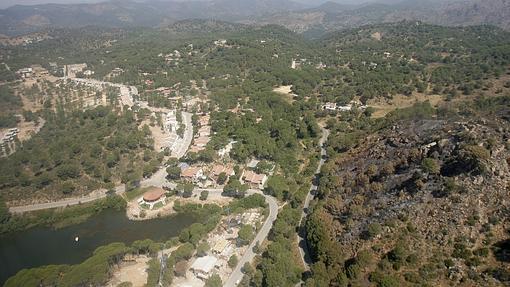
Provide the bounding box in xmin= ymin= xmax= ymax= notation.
xmin=153 ymin=202 xmax=164 ymax=209
xmin=125 ymin=187 xmax=149 ymax=201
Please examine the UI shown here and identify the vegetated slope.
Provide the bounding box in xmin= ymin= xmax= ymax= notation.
xmin=253 ymin=0 xmax=510 ymax=36
xmin=305 ymin=98 xmax=510 ymax=286
xmin=0 ymin=106 xmax=162 ymax=204
xmin=316 ymin=22 xmax=510 ymax=105
xmin=0 ymin=85 xmax=22 ymax=128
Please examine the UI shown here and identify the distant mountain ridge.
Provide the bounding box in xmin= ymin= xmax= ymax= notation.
xmin=0 ymin=0 xmax=508 ymax=36
xmin=253 ymin=0 xmax=510 ymax=36
xmin=0 ymin=0 xmax=305 ymax=36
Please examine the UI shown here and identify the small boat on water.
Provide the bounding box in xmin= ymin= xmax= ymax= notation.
xmin=75 ymin=236 xmax=79 ymax=242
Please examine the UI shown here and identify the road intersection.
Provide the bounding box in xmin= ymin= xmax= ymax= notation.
xmin=8 ymin=115 xmax=329 ymax=287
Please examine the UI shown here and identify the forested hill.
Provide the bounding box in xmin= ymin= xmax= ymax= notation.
xmin=0 ymin=0 xmax=304 ymax=36
xmin=296 ymin=17 xmax=510 ymax=287
xmin=0 ymin=17 xmax=509 ymax=287
xmin=305 ymin=96 xmax=510 ymax=286
xmin=0 ymin=0 xmax=509 ymax=36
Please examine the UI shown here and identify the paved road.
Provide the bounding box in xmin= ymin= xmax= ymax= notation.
xmin=224 ymin=192 xmax=279 ymax=287
xmin=297 ymin=127 xmax=330 ymax=272
xmin=171 ymin=111 xmax=193 ymax=159
xmin=9 ymin=111 xmax=193 ymax=214
xmin=9 ymin=184 xmax=125 ymax=213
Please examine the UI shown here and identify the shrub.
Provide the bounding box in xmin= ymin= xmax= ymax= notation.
xmin=369 ymin=271 xmax=400 ymax=287
xmin=204 ymin=274 xmax=222 ymax=287
xmin=406 ymin=254 xmax=419 ymax=266
xmin=473 ymin=248 xmax=489 ymax=257
xmin=356 ymin=250 xmax=374 ymax=268
xmin=367 ymin=223 xmax=382 ymax=238
xmin=404 ymin=272 xmax=421 ymax=283
xmin=61 ymin=182 xmax=76 ymax=194
xmin=452 ymin=243 xmax=472 ymax=260
xmin=421 ymin=158 xmax=440 ymax=174
xmin=173 ymin=243 xmax=195 ymax=261
xmin=444 ymin=258 xmax=455 ymax=268
xmin=388 ymin=243 xmax=407 ymax=263
xmin=346 ymin=264 xmax=361 ymax=279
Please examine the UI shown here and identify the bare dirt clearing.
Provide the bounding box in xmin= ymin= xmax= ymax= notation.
xmin=368 ymin=93 xmax=444 ymax=118
xmin=273 ymin=85 xmax=296 ymax=103
xmin=108 ymin=255 xmax=150 ymax=287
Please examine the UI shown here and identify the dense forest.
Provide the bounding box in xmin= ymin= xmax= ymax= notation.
xmin=317 ymin=23 xmax=510 ymax=104
xmin=0 ymin=105 xmax=161 ymax=202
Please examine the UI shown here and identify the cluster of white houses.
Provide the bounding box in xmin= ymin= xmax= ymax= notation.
xmin=16 ymin=67 xmax=33 ymax=78
xmin=322 ymin=99 xmax=368 ymax=112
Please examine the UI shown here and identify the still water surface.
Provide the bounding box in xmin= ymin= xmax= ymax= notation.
xmin=0 ymin=209 xmax=196 ymax=285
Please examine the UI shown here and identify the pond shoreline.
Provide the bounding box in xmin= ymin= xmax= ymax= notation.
xmin=0 ymin=207 xmax=200 ymax=286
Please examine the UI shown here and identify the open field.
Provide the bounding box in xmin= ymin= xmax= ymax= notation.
xmin=368 ymin=93 xmax=444 ymax=118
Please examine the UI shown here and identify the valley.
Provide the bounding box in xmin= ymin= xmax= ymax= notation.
xmin=0 ymin=8 xmax=508 ymax=287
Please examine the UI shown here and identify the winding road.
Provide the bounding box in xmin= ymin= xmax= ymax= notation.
xmin=226 ymin=127 xmax=329 ymax=286
xmin=297 ymin=127 xmax=329 ymax=272
xmin=8 ymin=122 xmax=329 ymax=287
xmin=224 ymin=191 xmax=278 ymax=287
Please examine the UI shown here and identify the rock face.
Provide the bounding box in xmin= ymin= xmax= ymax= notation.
xmin=312 ymin=116 xmax=510 ymax=286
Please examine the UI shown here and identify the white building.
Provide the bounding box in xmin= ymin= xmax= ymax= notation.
xmin=291 ymin=59 xmax=297 ymax=69
xmin=165 ymin=110 xmax=178 ymax=132
xmin=218 ymin=140 xmax=237 ymax=158
xmin=190 ymin=256 xmax=219 ymax=280
xmin=322 ymin=102 xmax=337 ymax=111
xmin=16 ymin=67 xmax=33 ymax=78
xmin=64 ymin=63 xmax=87 ymax=78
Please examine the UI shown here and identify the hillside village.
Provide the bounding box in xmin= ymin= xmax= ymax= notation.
xmin=0 ymin=18 xmax=508 ymax=287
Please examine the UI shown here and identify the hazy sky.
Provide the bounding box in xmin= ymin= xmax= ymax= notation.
xmin=0 ymin=0 xmax=102 ymax=9
xmin=0 ymin=0 xmax=399 ymax=9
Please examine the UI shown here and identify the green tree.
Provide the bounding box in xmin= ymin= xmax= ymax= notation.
xmin=238 ymin=225 xmax=254 ymax=245
xmin=196 ymin=242 xmax=210 ymax=257
xmin=205 ymin=274 xmax=222 ymax=287
xmin=0 ymin=196 xmax=10 ymax=223
xmin=61 ymin=182 xmax=76 ymax=195
xmin=217 ymin=172 xmax=228 ymax=185
xmin=166 ymin=166 xmax=181 ymax=180
xmin=265 ymin=175 xmax=289 ymax=200
xmin=228 ymin=255 xmax=238 ymax=268
xmin=177 ymin=183 xmax=194 ymax=198
xmin=200 ymin=190 xmax=209 ymax=200
xmin=223 ymin=179 xmax=248 ymax=198
xmin=173 ymin=243 xmax=195 ymax=261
